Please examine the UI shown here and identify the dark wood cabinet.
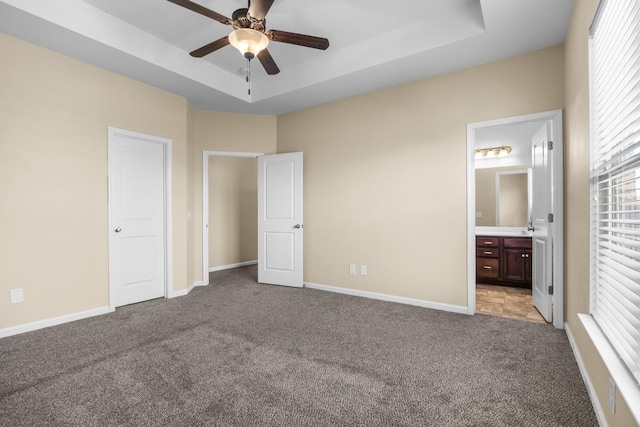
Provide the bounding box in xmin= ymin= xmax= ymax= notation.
xmin=476 ymin=237 xmax=500 ymax=280
xmin=503 ymin=237 xmax=532 ymax=282
xmin=476 ymin=236 xmax=532 ymax=288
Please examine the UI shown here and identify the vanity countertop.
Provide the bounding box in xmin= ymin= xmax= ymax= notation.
xmin=475 ymin=227 xmax=532 ymax=237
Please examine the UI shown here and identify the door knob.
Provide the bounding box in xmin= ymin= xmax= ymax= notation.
xmin=114 ymin=227 xmax=122 ymax=233
xmin=294 ymin=224 xmax=302 ymax=229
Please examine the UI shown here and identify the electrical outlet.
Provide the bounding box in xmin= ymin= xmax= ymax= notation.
xmin=10 ymin=289 xmax=24 ymax=304
xmin=609 ymin=378 xmax=616 ymax=414
xmin=360 ymin=265 xmax=367 ymax=276
xmin=349 ymin=264 xmax=356 ymax=275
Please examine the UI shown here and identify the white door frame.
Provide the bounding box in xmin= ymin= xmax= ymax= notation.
xmin=202 ymin=151 xmax=264 ymax=285
xmin=108 ymin=127 xmax=173 ymax=311
xmin=466 ymin=110 xmax=564 ymax=329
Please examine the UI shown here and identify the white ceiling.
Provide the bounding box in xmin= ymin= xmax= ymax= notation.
xmin=0 ymin=0 xmax=574 ymax=115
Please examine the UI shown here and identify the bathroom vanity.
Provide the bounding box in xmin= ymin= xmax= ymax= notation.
xmin=476 ymin=234 xmax=532 ymax=288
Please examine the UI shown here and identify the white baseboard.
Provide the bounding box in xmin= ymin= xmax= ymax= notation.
xmin=209 ymin=260 xmax=257 ymax=273
xmin=169 ymin=281 xmax=206 ymax=298
xmin=0 ymin=306 xmax=110 ymax=339
xmin=565 ymin=321 xmax=608 ymax=427
xmin=2 ymin=281 xmax=210 ymax=339
xmin=304 ymin=282 xmax=468 ymax=315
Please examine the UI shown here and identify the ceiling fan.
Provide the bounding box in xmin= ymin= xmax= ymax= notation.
xmin=167 ymin=0 xmax=330 ymax=76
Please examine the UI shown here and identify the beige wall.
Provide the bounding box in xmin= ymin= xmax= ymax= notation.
xmin=208 ymin=156 xmax=258 ymax=268
xmin=0 ymin=34 xmax=190 ymax=329
xmin=564 ymin=1 xmax=637 ymax=425
xmin=278 ymin=45 xmax=564 ymax=306
xmin=192 ymin=111 xmax=276 ymax=282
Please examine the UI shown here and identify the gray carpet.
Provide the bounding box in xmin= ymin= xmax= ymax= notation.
xmin=1 ymin=266 xmax=597 ymax=426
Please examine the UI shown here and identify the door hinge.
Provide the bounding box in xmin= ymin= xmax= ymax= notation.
xmin=548 ymin=285 xmax=554 ymax=295
xmin=548 ymin=140 xmax=554 ymax=150
xmin=548 ymin=213 xmax=554 ymax=223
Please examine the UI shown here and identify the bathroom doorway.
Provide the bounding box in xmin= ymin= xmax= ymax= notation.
xmin=466 ymin=110 xmax=564 ymax=328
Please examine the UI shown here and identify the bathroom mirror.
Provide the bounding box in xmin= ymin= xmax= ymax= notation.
xmin=475 ymin=166 xmax=530 ymax=227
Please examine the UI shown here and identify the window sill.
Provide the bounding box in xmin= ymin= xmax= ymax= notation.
xmin=578 ymin=313 xmax=640 ymax=425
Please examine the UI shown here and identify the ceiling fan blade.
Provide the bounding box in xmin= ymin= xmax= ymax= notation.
xmin=167 ymin=0 xmax=230 ymax=25
xmin=190 ymin=37 xmax=230 ymax=57
xmin=257 ymin=49 xmax=280 ymax=75
xmin=266 ymin=30 xmax=329 ymax=50
xmin=248 ymin=0 xmax=275 ymax=20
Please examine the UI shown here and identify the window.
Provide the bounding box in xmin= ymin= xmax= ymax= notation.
xmin=589 ymin=0 xmax=640 ymax=386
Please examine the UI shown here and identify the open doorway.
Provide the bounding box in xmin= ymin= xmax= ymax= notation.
xmin=466 ymin=110 xmax=564 ymax=329
xmin=202 ymin=151 xmax=263 ymax=285
xmin=201 ymin=151 xmax=305 ymax=288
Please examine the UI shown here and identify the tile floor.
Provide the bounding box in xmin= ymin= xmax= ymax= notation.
xmin=476 ymin=283 xmax=546 ymax=323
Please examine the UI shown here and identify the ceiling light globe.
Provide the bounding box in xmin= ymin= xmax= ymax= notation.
xmin=229 ymin=29 xmax=269 ymax=60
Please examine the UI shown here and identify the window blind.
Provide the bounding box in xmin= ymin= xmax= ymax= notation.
xmin=590 ymin=0 xmax=640 ymax=385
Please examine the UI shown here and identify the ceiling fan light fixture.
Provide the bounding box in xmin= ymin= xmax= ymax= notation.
xmin=228 ymin=28 xmax=269 ymax=60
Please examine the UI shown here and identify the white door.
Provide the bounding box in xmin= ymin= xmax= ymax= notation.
xmin=531 ymin=122 xmax=553 ymax=322
xmin=108 ymin=129 xmax=166 ymax=308
xmin=258 ymin=153 xmax=303 ymax=287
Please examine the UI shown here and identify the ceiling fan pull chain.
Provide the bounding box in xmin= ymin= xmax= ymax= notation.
xmin=247 ymin=58 xmax=251 ymax=96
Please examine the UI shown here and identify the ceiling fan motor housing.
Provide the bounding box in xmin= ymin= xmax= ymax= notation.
xmin=232 ymin=8 xmax=266 ymax=33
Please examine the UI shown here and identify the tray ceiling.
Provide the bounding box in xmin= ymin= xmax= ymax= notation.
xmin=0 ymin=0 xmax=574 ymax=114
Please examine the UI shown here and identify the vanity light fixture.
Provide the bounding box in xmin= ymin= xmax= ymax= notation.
xmin=475 ymin=145 xmax=512 ymax=159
